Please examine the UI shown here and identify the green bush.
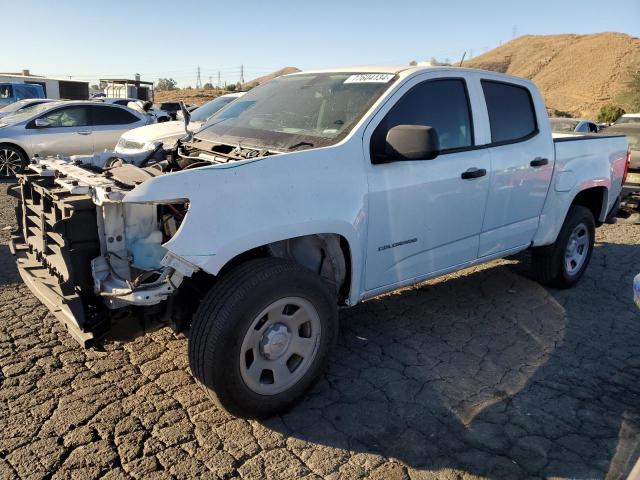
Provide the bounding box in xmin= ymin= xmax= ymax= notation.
xmin=597 ymin=104 xmax=625 ymax=124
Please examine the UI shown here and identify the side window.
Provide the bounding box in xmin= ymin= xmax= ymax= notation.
xmin=481 ymin=80 xmax=537 ymax=143
xmin=41 ymin=106 xmax=89 ymax=127
xmin=589 ymin=123 xmax=598 ymax=133
xmin=0 ymin=84 xmax=13 ymax=99
xmin=372 ymin=78 xmax=473 ymax=159
xmin=92 ymin=106 xmax=140 ymax=125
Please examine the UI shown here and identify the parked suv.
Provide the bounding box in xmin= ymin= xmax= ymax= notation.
xmin=0 ymin=83 xmax=45 ymax=107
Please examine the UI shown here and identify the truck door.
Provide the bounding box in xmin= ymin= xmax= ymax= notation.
xmin=363 ymin=75 xmax=490 ymax=292
xmin=478 ymin=79 xmax=555 ymax=257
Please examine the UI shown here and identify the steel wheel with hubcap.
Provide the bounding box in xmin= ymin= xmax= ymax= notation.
xmin=0 ymin=146 xmax=27 ymax=178
xmin=564 ymin=223 xmax=589 ymax=276
xmin=189 ymin=258 xmax=338 ymax=418
xmin=533 ymin=205 xmax=595 ymax=288
xmin=240 ymin=297 xmax=321 ymax=395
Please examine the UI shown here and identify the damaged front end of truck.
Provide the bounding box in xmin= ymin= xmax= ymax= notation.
xmin=9 ymin=157 xmax=199 ymax=346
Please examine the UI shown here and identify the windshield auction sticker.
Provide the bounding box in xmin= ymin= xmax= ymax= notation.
xmin=344 ymin=74 xmax=395 ymax=83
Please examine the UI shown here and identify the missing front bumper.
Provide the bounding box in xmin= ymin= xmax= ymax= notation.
xmin=8 ymin=178 xmax=108 ymax=346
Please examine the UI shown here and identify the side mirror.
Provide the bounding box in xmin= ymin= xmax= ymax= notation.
xmin=34 ymin=118 xmax=52 ymax=128
xmin=384 ymin=125 xmax=440 ymax=161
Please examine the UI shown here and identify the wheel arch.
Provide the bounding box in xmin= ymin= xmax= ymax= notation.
xmin=533 ymin=182 xmax=611 ymax=248
xmin=0 ymin=141 xmax=29 ymax=160
xmin=210 ymin=231 xmax=356 ymax=306
xmin=0 ymin=142 xmax=29 ymax=176
xmin=570 ymin=185 xmax=608 ymax=225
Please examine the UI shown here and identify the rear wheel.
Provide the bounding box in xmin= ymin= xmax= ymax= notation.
xmin=533 ymin=205 xmax=595 ymax=288
xmin=189 ymin=258 xmax=338 ymax=418
xmin=0 ymin=145 xmax=27 ymax=178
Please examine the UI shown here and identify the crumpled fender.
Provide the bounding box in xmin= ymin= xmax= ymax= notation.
xmin=122 ymin=146 xmax=369 ymax=304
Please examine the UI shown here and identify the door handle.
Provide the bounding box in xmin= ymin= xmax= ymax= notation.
xmin=461 ymin=168 xmax=487 ymax=180
xmin=77 ymin=131 xmax=91 ymax=135
xmin=530 ymin=157 xmax=549 ymax=167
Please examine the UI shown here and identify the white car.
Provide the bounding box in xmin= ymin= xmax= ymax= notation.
xmin=0 ymin=100 xmax=155 ymax=176
xmin=0 ymin=98 xmax=56 ymax=120
xmin=94 ymin=98 xmax=171 ymax=123
xmin=615 ymin=113 xmax=640 ymax=125
xmin=10 ymin=66 xmax=629 ymax=418
xmin=114 ymin=92 xmax=244 ymax=161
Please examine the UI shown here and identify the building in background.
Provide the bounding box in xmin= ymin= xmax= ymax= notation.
xmin=0 ymin=69 xmax=89 ymax=100
xmin=100 ymin=74 xmax=154 ymax=101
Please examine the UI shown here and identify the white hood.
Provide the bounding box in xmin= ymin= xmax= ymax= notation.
xmin=118 ymin=120 xmax=204 ymax=149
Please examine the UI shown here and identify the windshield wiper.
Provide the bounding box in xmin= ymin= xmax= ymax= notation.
xmin=287 ymin=141 xmax=314 ymax=150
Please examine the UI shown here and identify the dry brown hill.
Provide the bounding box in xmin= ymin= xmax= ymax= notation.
xmin=155 ymin=67 xmax=300 ymax=105
xmin=463 ymin=32 xmax=640 ymax=118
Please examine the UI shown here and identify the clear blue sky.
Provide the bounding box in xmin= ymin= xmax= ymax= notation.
xmin=4 ymin=0 xmax=639 ymax=87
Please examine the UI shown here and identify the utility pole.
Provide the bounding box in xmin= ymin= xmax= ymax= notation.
xmin=240 ymin=64 xmax=245 ymax=85
xmin=196 ymin=65 xmax=202 ymax=89
xmin=217 ymin=71 xmax=221 ymax=90
xmin=208 ymin=76 xmax=212 ymax=87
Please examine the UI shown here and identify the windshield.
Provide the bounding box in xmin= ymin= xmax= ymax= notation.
xmin=3 ymin=102 xmax=59 ymax=123
xmin=550 ymin=118 xmax=579 ymax=133
xmin=190 ymin=96 xmax=238 ymax=123
xmin=615 ymin=116 xmax=640 ymax=125
xmin=196 ymin=72 xmax=397 ymax=150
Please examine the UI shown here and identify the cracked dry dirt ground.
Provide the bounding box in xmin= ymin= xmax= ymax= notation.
xmin=0 ymin=180 xmax=639 ymax=480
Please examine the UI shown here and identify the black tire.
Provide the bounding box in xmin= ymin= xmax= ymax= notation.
xmin=0 ymin=144 xmax=27 ymax=178
xmin=189 ymin=258 xmax=338 ymax=418
xmin=532 ymin=205 xmax=595 ymax=288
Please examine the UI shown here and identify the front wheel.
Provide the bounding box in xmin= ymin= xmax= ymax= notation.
xmin=533 ymin=205 xmax=595 ymax=288
xmin=189 ymin=258 xmax=338 ymax=418
xmin=0 ymin=145 xmax=27 ymax=178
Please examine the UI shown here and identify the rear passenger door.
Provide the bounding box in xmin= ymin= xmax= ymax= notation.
xmin=90 ymin=105 xmax=145 ymax=153
xmin=478 ymin=79 xmax=554 ymax=257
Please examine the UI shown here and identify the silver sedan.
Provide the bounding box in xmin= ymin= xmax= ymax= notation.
xmin=0 ymin=101 xmax=154 ymax=177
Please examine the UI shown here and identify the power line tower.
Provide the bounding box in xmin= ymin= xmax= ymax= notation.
xmin=240 ymin=64 xmax=245 ymax=85
xmin=208 ymin=76 xmax=212 ymax=87
xmin=217 ymin=71 xmax=221 ymax=90
xmin=196 ymin=65 xmax=202 ymax=89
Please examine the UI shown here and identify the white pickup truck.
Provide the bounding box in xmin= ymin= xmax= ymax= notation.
xmin=10 ymin=65 xmax=630 ymax=418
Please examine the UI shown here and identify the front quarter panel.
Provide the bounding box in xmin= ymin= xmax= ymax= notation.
xmin=123 ymin=143 xmax=368 ymax=303
xmin=0 ymin=123 xmax=34 ymax=158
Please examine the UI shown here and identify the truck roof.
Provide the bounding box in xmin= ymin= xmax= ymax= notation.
xmin=286 ymin=64 xmax=536 ymax=85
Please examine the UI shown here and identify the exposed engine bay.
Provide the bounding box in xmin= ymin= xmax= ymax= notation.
xmin=8 ymin=138 xmax=346 ymax=347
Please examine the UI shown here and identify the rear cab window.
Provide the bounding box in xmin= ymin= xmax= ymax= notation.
xmin=481 ymin=80 xmax=537 ymax=144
